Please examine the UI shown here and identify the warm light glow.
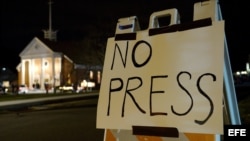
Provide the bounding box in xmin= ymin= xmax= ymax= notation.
xmin=246 ymin=63 xmax=250 ymax=72
xmin=97 ymin=71 xmax=101 ymax=84
xmin=241 ymin=71 xmax=247 ymax=75
xmin=55 ymin=57 xmax=61 ymax=74
xmin=236 ymin=71 xmax=241 ymax=76
xmin=89 ymin=71 xmax=93 ymax=79
xmin=31 ymin=64 xmax=38 ymax=73
xmin=236 ymin=71 xmax=248 ymax=75
xmin=81 ymin=80 xmax=95 ymax=88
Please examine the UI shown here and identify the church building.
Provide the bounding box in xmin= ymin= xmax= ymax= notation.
xmin=16 ymin=1 xmax=103 ymax=91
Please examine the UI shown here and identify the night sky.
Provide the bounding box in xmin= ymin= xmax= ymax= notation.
xmin=1 ymin=0 xmax=249 ymax=72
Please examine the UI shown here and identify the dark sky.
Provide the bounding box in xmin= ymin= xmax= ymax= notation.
xmin=1 ymin=0 xmax=249 ymax=72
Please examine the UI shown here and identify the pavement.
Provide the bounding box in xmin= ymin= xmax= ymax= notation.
xmin=0 ymin=93 xmax=99 ymax=111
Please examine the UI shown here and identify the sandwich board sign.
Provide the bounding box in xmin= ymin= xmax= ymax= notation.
xmin=96 ymin=0 xmax=240 ymax=140
xmin=97 ymin=18 xmax=224 ymax=133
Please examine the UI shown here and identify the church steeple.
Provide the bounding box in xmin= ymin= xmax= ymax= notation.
xmin=43 ymin=0 xmax=57 ymax=41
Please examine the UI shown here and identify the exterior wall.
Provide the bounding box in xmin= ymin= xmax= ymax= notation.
xmin=24 ymin=61 xmax=30 ymax=86
xmin=17 ymin=39 xmax=102 ymax=90
xmin=73 ymin=68 xmax=89 ymax=87
xmin=16 ymin=37 xmax=104 ymax=90
xmin=61 ymin=56 xmax=74 ymax=85
xmin=31 ymin=58 xmax=42 ymax=88
xmin=17 ymin=57 xmax=102 ymax=90
xmin=54 ymin=57 xmax=62 ymax=87
xmin=18 ymin=56 xmax=102 ymax=90
xmin=73 ymin=67 xmax=102 ymax=89
xmin=18 ymin=56 xmax=64 ymax=90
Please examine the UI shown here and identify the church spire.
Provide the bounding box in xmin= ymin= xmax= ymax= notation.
xmin=43 ymin=0 xmax=57 ymax=41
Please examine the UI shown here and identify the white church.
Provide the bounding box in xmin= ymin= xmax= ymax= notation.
xmin=16 ymin=1 xmax=102 ymax=91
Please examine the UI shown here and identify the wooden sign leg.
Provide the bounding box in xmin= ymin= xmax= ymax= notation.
xmin=184 ymin=133 xmax=215 ymax=141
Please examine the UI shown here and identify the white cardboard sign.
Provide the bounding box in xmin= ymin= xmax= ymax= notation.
xmin=97 ymin=21 xmax=224 ymax=134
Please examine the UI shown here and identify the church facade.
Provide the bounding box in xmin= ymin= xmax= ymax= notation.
xmin=16 ymin=37 xmax=102 ymax=91
xmin=16 ymin=1 xmax=103 ymax=91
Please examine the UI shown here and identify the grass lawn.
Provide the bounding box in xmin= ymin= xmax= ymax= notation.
xmin=238 ymin=95 xmax=250 ymax=124
xmin=1 ymin=89 xmax=249 ymax=125
xmin=0 ymin=90 xmax=99 ymax=102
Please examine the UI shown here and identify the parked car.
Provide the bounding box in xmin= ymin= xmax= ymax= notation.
xmin=76 ymin=86 xmax=86 ymax=93
xmin=18 ymin=84 xmax=28 ymax=94
xmin=58 ymin=84 xmax=74 ymax=93
xmin=76 ymin=81 xmax=95 ymax=93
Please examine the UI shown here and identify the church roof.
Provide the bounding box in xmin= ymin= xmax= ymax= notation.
xmin=37 ymin=37 xmax=104 ymax=66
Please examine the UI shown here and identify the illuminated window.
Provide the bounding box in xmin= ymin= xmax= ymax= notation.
xmin=89 ymin=71 xmax=93 ymax=79
xmin=97 ymin=71 xmax=101 ymax=84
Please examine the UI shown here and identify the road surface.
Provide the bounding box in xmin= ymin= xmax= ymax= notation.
xmin=0 ymin=100 xmax=104 ymax=141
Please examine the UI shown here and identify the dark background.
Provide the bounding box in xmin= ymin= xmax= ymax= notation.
xmin=1 ymin=0 xmax=249 ymax=72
